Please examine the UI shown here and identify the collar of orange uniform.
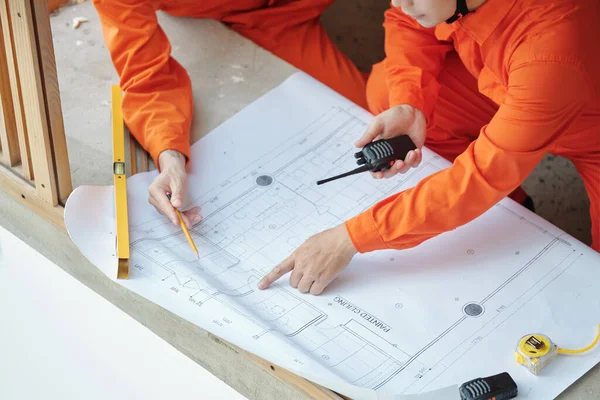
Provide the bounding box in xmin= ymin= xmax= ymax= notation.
xmin=444 ymin=0 xmax=518 ymax=44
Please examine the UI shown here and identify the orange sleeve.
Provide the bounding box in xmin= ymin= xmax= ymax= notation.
xmin=346 ymin=61 xmax=591 ymax=252
xmin=383 ymin=7 xmax=453 ymax=124
xmin=92 ymin=0 xmax=193 ymax=167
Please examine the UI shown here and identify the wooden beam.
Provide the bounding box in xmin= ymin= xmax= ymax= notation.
xmin=126 ymin=125 xmax=137 ymax=175
xmin=139 ymin=142 xmax=149 ymax=172
xmin=8 ymin=0 xmax=57 ymax=205
xmin=31 ymin=0 xmax=72 ymax=205
xmin=245 ymin=352 xmax=346 ymax=399
xmin=206 ymin=332 xmax=344 ymax=400
xmin=0 ymin=12 xmax=20 ymax=167
xmin=0 ymin=0 xmax=32 ymax=179
xmin=0 ymin=89 xmax=20 ymax=167
xmin=0 ymin=163 xmax=64 ymax=230
xmin=124 ymin=124 xmax=151 ymax=174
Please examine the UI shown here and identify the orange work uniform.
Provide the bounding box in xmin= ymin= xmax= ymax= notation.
xmin=92 ymin=0 xmax=368 ymax=167
xmin=346 ymin=0 xmax=600 ymax=252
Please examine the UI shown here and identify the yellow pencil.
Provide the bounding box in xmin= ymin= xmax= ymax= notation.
xmin=167 ymin=194 xmax=199 ymax=258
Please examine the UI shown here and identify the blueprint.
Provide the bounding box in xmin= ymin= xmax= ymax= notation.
xmin=65 ymin=72 xmax=600 ymax=399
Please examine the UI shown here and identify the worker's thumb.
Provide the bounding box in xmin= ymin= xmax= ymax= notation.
xmin=169 ymin=177 xmax=185 ymax=209
xmin=356 ymin=117 xmax=383 ymax=147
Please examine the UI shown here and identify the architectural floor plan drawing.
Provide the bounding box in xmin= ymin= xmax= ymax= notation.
xmin=65 ymin=73 xmax=600 ymax=399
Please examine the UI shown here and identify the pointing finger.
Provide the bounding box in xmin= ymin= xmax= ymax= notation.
xmin=258 ymin=256 xmax=295 ymax=290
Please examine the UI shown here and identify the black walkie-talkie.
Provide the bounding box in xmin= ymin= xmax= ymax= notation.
xmin=458 ymin=372 xmax=518 ymax=400
xmin=316 ymin=135 xmax=416 ymax=185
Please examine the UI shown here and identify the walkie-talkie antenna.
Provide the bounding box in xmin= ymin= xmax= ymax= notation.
xmin=316 ymin=165 xmax=371 ymax=185
xmin=316 ymin=136 xmax=416 ymax=186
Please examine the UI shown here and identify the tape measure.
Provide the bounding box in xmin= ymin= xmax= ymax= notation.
xmin=515 ymin=324 xmax=600 ymax=375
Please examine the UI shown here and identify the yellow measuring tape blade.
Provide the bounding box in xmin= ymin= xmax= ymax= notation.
xmin=558 ymin=324 xmax=600 ymax=355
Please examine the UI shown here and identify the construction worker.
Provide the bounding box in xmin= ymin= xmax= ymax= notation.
xmin=259 ymin=0 xmax=600 ymax=295
xmin=92 ymin=0 xmax=368 ymax=228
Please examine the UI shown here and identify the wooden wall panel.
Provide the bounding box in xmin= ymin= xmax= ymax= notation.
xmin=8 ymin=0 xmax=57 ymax=204
xmin=32 ymin=0 xmax=72 ymax=204
xmin=0 ymin=0 xmax=32 ymax=179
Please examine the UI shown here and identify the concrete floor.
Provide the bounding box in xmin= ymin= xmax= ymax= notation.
xmin=0 ymin=0 xmax=597 ymax=398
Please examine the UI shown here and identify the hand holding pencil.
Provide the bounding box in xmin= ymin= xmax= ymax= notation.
xmin=147 ymin=150 xmax=202 ymax=229
xmin=167 ymin=193 xmax=200 ymax=258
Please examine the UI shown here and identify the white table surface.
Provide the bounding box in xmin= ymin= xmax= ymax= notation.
xmin=0 ymin=225 xmax=245 ymax=400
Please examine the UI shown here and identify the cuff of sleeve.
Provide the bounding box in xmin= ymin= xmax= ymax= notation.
xmin=388 ymin=84 xmax=437 ymax=129
xmin=345 ymin=211 xmax=388 ymax=254
xmin=148 ymin=135 xmax=191 ymax=172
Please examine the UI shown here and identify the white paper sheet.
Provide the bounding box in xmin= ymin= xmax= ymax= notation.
xmin=0 ymin=226 xmax=244 ymax=400
xmin=64 ymin=72 xmax=600 ymax=399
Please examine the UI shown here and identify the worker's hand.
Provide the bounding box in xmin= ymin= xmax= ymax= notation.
xmin=148 ymin=150 xmax=202 ymax=229
xmin=356 ymin=104 xmax=427 ymax=179
xmin=257 ymin=224 xmax=357 ymax=295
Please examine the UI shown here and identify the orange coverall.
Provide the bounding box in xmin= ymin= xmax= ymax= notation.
xmin=92 ymin=0 xmax=367 ymax=168
xmin=346 ymin=0 xmax=600 ymax=252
